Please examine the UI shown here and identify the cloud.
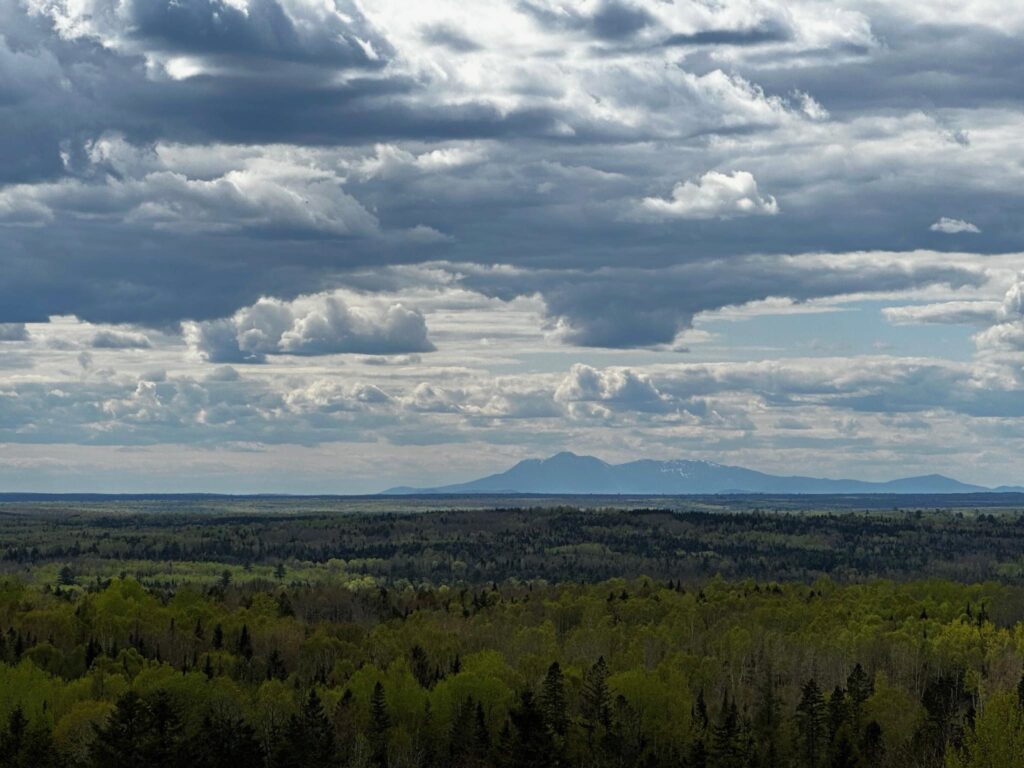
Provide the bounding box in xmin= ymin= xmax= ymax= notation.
xmin=420 ymin=23 xmax=482 ymax=52
xmin=0 ymin=323 xmax=29 ymax=341
xmin=0 ymin=137 xmax=380 ymax=237
xmin=640 ymin=171 xmax=778 ymax=220
xmin=882 ymin=301 xmax=1002 ymax=326
xmin=183 ymin=291 xmax=436 ymax=363
xmin=973 ymin=277 xmax=1024 ymax=357
xmin=456 ymin=253 xmax=986 ymax=347
xmin=28 ymin=0 xmax=391 ymax=71
xmin=91 ymin=329 xmax=153 ymax=349
xmin=930 ymin=217 xmax=981 ymax=234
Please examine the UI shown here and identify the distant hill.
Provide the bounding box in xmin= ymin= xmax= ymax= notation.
xmin=384 ymin=452 xmax=1009 ymax=495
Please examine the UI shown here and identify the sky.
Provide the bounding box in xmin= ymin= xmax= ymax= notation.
xmin=1 ymin=0 xmax=1023 ymax=493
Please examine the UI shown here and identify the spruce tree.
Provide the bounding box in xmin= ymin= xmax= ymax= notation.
xmin=90 ymin=691 xmax=150 ymax=768
xmin=369 ymin=681 xmax=390 ymax=766
xmin=540 ymin=661 xmax=569 ymax=736
xmin=580 ymin=656 xmax=612 ymax=734
xmin=796 ymin=679 xmax=827 ymax=768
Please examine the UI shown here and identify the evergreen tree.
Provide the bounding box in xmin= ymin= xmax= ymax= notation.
xmin=796 ymin=679 xmax=826 ymax=768
xmin=90 ymin=691 xmax=150 ymax=768
xmin=369 ymin=681 xmax=390 ymax=766
xmin=474 ymin=701 xmax=492 ymax=759
xmin=450 ymin=697 xmax=477 ymax=763
xmin=410 ymin=644 xmax=433 ymax=688
xmin=540 ymin=661 xmax=569 ymax=737
xmin=580 ymin=656 xmax=612 ymax=735
xmin=710 ymin=694 xmax=743 ymax=768
xmin=271 ymin=689 xmax=337 ymax=768
xmin=694 ymin=688 xmax=710 ymax=733
xmin=826 ymin=687 xmax=847 ymax=743
xmin=507 ymin=691 xmax=554 ymax=768
xmin=860 ymin=721 xmax=884 ymax=767
xmin=193 ymin=712 xmax=263 ymax=768
xmin=0 ymin=706 xmax=58 ymax=768
xmin=265 ymin=648 xmax=287 ymax=680
xmin=142 ymin=691 xmax=185 ymax=768
xmin=236 ymin=624 xmax=253 ymax=660
xmin=845 ymin=664 xmax=871 ymax=730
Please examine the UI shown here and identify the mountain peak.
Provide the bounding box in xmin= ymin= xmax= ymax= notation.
xmin=385 ymin=452 xmax=997 ymax=495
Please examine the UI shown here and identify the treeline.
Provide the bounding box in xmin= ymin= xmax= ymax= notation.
xmin=1 ymin=576 xmax=1024 ymax=767
xmin=3 ymin=506 xmax=1024 ymax=584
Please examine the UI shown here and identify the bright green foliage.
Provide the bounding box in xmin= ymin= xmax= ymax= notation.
xmin=0 ymin=570 xmax=1017 ymax=767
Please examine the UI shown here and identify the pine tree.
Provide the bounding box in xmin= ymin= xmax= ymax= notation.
xmin=369 ymin=681 xmax=390 ymax=766
xmin=0 ymin=706 xmax=58 ymax=768
xmin=449 ymin=696 xmax=477 ymax=762
xmin=507 ymin=691 xmax=554 ymax=768
xmin=845 ymin=664 xmax=872 ymax=730
xmin=710 ymin=694 xmax=743 ymax=768
xmin=142 ymin=691 xmax=184 ymax=767
xmin=90 ymin=691 xmax=150 ymax=768
xmin=694 ymin=688 xmax=710 ymax=733
xmin=540 ymin=661 xmax=569 ymax=737
xmin=826 ymin=686 xmax=847 ymax=743
xmin=580 ymin=656 xmax=612 ymax=735
xmin=796 ymin=679 xmax=827 ymax=768
xmin=473 ymin=701 xmax=491 ymax=758
xmin=410 ymin=644 xmax=432 ymax=688
xmin=236 ymin=624 xmax=253 ymax=660
xmin=193 ymin=713 xmax=263 ymax=768
xmin=271 ymin=689 xmax=337 ymax=768
xmin=58 ymin=565 xmax=75 ymax=586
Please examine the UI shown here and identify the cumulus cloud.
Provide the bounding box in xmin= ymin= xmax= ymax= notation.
xmin=973 ymin=277 xmax=1024 ymax=357
xmin=183 ymin=291 xmax=435 ymax=363
xmin=0 ymin=323 xmax=29 ymax=341
xmin=91 ymin=330 xmax=153 ymax=349
xmin=930 ymin=217 xmax=981 ymax=234
xmin=640 ymin=171 xmax=778 ymax=220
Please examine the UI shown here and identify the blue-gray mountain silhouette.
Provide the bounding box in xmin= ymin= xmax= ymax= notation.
xmin=385 ymin=452 xmax=1017 ymax=495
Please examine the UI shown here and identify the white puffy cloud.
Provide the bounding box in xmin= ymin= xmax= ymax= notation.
xmin=930 ymin=217 xmax=981 ymax=234
xmin=640 ymin=171 xmax=778 ymax=219
xmin=183 ymin=291 xmax=435 ymax=362
xmin=555 ymin=363 xmax=671 ymax=413
xmin=973 ymin=277 xmax=1024 ymax=357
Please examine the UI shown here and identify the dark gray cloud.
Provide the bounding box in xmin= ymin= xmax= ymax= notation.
xmin=123 ymin=0 xmax=390 ymax=65
xmin=420 ymin=23 xmax=482 ymax=52
xmin=456 ymin=257 xmax=987 ymax=347
xmin=517 ymin=0 xmax=653 ymax=40
xmin=662 ymin=21 xmax=792 ymax=48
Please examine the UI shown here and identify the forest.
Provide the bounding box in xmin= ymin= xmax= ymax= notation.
xmin=0 ymin=498 xmax=1023 ymax=767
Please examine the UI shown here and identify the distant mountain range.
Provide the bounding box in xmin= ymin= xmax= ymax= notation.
xmin=385 ymin=452 xmax=1024 ymax=495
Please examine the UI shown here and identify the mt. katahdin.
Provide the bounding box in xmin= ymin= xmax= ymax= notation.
xmin=384 ymin=452 xmax=1021 ymax=495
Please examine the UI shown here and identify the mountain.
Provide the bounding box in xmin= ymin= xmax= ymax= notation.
xmin=383 ymin=452 xmax=1002 ymax=495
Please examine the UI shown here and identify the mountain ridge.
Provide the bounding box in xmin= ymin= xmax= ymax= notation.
xmin=384 ymin=452 xmax=1023 ymax=495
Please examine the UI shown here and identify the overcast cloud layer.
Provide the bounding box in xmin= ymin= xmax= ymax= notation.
xmin=1 ymin=0 xmax=1024 ymax=492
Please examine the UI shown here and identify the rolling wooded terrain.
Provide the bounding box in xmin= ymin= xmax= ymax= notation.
xmin=0 ymin=498 xmax=1023 ymax=767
